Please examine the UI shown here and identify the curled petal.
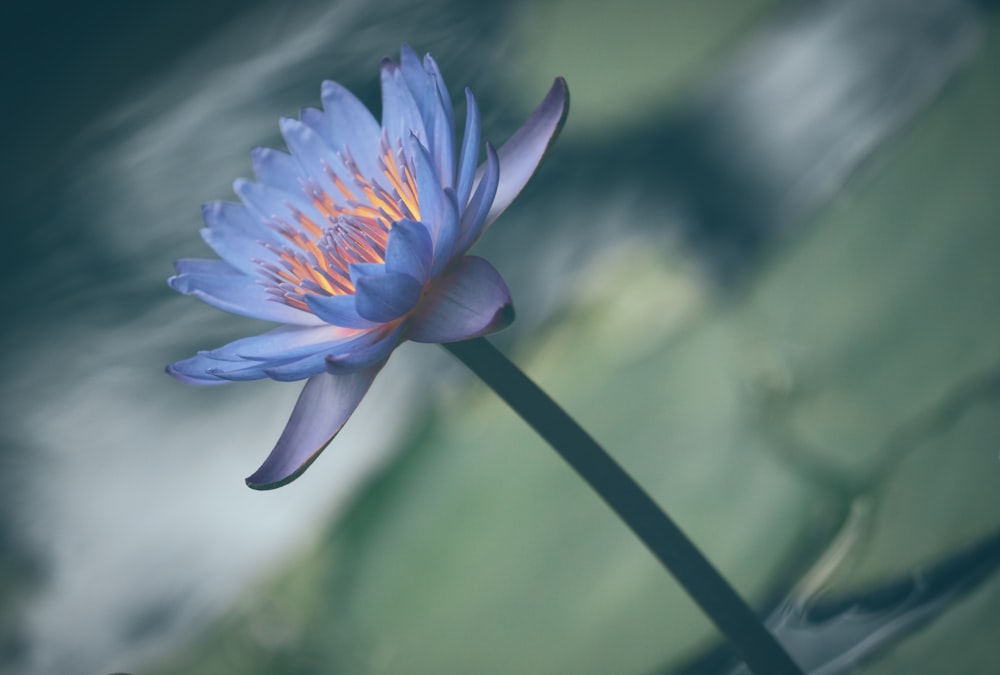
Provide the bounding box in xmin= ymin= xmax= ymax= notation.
xmin=251 ymin=147 xmax=303 ymax=194
xmin=305 ymin=293 xmax=379 ymax=329
xmin=384 ymin=218 xmax=432 ymax=283
xmin=456 ymin=88 xmax=481 ymax=208
xmin=407 ymin=256 xmax=514 ymax=343
xmin=166 ymin=354 xmax=230 ymax=386
xmin=169 ymin=261 xmax=324 ymax=326
xmin=245 ymin=367 xmax=384 ymax=490
xmin=326 ymin=324 xmax=404 ymax=374
xmin=456 ymin=143 xmax=499 ymax=253
xmin=483 ymin=77 xmax=568 ymax=228
xmin=354 ymin=271 xmax=423 ymax=323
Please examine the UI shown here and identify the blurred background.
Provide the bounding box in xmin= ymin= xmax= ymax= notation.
xmin=2 ymin=0 xmax=999 ymax=673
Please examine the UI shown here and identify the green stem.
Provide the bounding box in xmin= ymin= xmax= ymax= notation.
xmin=444 ymin=337 xmax=804 ymax=675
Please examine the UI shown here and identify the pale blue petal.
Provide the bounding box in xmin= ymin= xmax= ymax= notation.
xmin=245 ymin=366 xmax=384 ymax=489
xmin=429 ymin=188 xmax=460 ymax=278
xmin=354 ymin=271 xmax=423 ymax=322
xmin=208 ymin=324 xmax=364 ymax=362
xmin=380 ymin=59 xmax=426 ymax=144
xmin=456 ymin=88 xmax=481 ymax=208
xmin=484 ymin=77 xmax=568 ymax=228
xmin=456 ymin=143 xmax=499 ymax=253
xmin=319 ymin=80 xmax=382 ymax=179
xmin=305 ymin=293 xmax=379 ymax=329
xmin=384 ymin=218 xmax=432 ymax=283
xmin=407 ymin=255 xmax=513 ymax=343
xmin=251 ymin=147 xmax=303 ymax=194
xmin=325 ymin=325 xmax=404 ymax=374
xmin=169 ymin=266 xmax=324 ymax=325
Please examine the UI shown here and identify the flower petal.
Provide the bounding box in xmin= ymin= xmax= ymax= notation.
xmin=456 ymin=143 xmax=499 ymax=253
xmin=354 ymin=271 xmax=423 ymax=323
xmin=325 ymin=324 xmax=405 ymax=374
xmin=381 ymin=59 xmax=426 ymax=145
xmin=251 ymin=147 xmax=303 ymax=194
xmin=245 ymin=366 xmax=384 ymax=490
xmin=483 ymin=77 xmax=568 ymax=228
xmin=407 ymin=255 xmax=514 ymax=343
xmin=209 ymin=324 xmax=363 ymax=362
xmin=166 ymin=353 xmax=231 ymax=386
xmin=169 ymin=262 xmax=324 ymax=326
xmin=305 ymin=293 xmax=379 ymax=329
xmin=384 ymin=218 xmax=432 ymax=283
xmin=318 ymin=80 xmax=382 ymax=178
xmin=456 ymin=88 xmax=481 ymax=208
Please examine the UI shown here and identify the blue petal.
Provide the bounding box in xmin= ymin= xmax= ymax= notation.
xmin=423 ymin=53 xmax=456 ymax=186
xmin=169 ymin=264 xmax=324 ymax=326
xmin=407 ymin=256 xmax=514 ymax=343
xmin=348 ymin=262 xmax=386 ymax=287
xmin=429 ymin=189 xmax=460 ymax=278
xmin=484 ymin=77 xmax=568 ymax=228
xmin=234 ymin=178 xmax=322 ymax=234
xmin=251 ymin=147 xmax=303 ymax=194
xmin=245 ymin=366 xmax=384 ymax=489
xmin=280 ymin=117 xmax=347 ymax=201
xmin=381 ymin=59 xmax=426 ymax=144
xmin=456 ymin=143 xmax=499 ymax=253
xmin=262 ymin=351 xmax=331 ymax=381
xmin=173 ymin=258 xmax=241 ymax=277
xmin=165 ymin=353 xmax=230 ymax=386
xmin=354 ymin=271 xmax=423 ymax=322
xmin=325 ymin=324 xmax=404 ymax=374
xmin=407 ymin=135 xmax=445 ymax=242
xmin=384 ymin=218 xmax=432 ymax=283
xmin=305 ymin=293 xmax=378 ymax=329
xmin=208 ymin=324 xmax=364 ymax=362
xmin=319 ymin=80 xmax=382 ymax=180
xmin=202 ymin=200 xmax=284 ymax=247
xmin=456 ymin=88 xmax=481 ymax=208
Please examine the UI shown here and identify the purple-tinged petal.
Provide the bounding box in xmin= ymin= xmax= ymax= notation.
xmin=456 ymin=88 xmax=481 ymax=208
xmin=319 ymin=80 xmax=382 ymax=179
xmin=251 ymin=147 xmax=303 ymax=194
xmin=407 ymin=136 xmax=445 ymax=242
xmin=208 ymin=324 xmax=363 ymax=362
xmin=354 ymin=272 xmax=423 ymax=323
xmin=348 ymin=262 xmax=386 ymax=286
xmin=398 ymin=44 xmax=430 ymax=114
xmin=456 ymin=143 xmax=499 ymax=253
xmin=245 ymin=366 xmax=384 ymax=489
xmin=234 ymin=178 xmax=321 ymax=233
xmin=380 ymin=59 xmax=426 ymax=144
xmin=173 ymin=258 xmax=242 ymax=278
xmin=279 ymin=117 xmax=346 ymax=199
xmin=199 ymin=225 xmax=277 ymax=278
xmin=483 ymin=77 xmax=568 ymax=228
xmin=429 ymin=189 xmax=461 ymax=278
xmin=169 ymin=266 xmax=324 ymax=326
xmin=325 ymin=325 xmax=404 ymax=374
xmin=305 ymin=293 xmax=378 ymax=329
xmin=166 ymin=354 xmax=231 ymax=386
xmin=262 ymin=351 xmax=331 ymax=382
xmin=424 ymin=53 xmax=456 ymax=186
xmin=202 ymin=201 xmax=284 ymax=247
xmin=384 ymin=218 xmax=432 ymax=282
xmin=407 ymin=255 xmax=514 ymax=343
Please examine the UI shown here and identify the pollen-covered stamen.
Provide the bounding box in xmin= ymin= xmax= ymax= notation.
xmin=256 ymin=138 xmax=424 ymax=312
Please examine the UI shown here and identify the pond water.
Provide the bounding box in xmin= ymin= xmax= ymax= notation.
xmin=2 ymin=1 xmax=999 ymax=674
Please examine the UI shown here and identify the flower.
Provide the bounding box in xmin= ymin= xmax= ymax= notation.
xmin=167 ymin=46 xmax=568 ymax=489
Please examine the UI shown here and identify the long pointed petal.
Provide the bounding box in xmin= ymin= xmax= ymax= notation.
xmin=483 ymin=77 xmax=568 ymax=228
xmin=407 ymin=256 xmax=514 ymax=343
xmin=245 ymin=367 xmax=383 ymax=490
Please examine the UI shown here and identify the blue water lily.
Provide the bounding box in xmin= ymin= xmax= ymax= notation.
xmin=167 ymin=46 xmax=567 ymax=489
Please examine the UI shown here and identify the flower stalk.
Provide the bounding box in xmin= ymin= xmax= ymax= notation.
xmin=444 ymin=337 xmax=805 ymax=675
